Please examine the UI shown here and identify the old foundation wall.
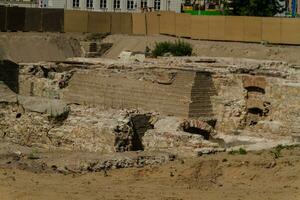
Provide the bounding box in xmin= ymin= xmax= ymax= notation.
xmin=211 ymin=73 xmax=300 ymax=138
xmin=62 ymin=70 xmax=216 ymax=119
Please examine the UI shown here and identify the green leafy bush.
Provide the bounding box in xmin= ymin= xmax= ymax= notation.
xmin=152 ymin=40 xmax=193 ymax=57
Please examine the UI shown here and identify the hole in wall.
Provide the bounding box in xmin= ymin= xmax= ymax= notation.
xmin=16 ymin=113 xmax=21 ymax=118
xmin=248 ymin=107 xmax=263 ymax=117
xmin=246 ymin=107 xmax=264 ymax=127
xmin=245 ymin=86 xmax=265 ymax=94
xmin=183 ymin=127 xmax=210 ymax=140
xmin=114 ymin=114 xmax=153 ymax=152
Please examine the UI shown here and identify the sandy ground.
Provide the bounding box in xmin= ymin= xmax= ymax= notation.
xmin=0 ymin=145 xmax=299 ymax=200
xmin=1 ymin=32 xmax=300 ymax=65
xmin=103 ymin=34 xmax=300 ymax=65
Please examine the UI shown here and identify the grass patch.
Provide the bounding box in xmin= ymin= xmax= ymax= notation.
xmin=152 ymin=40 xmax=193 ymax=57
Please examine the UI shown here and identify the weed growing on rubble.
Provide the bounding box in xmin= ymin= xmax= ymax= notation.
xmin=228 ymin=148 xmax=247 ymax=155
xmin=152 ymin=40 xmax=192 ymax=57
xmin=270 ymin=144 xmax=300 ymax=159
xmin=272 ymin=144 xmax=284 ymax=159
xmin=27 ymin=149 xmax=40 ymax=160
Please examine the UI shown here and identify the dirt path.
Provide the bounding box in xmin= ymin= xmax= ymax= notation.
xmin=0 ymin=147 xmax=299 ymax=200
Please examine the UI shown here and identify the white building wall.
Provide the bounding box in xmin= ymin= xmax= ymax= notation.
xmin=65 ymin=0 xmax=71 ymax=9
xmin=170 ymin=0 xmax=181 ymax=13
xmin=47 ymin=0 xmax=182 ymax=13
xmin=48 ymin=0 xmax=65 ymax=8
xmin=94 ymin=0 xmax=100 ymax=10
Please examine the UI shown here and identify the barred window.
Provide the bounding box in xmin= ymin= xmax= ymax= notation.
xmin=114 ymin=0 xmax=121 ymax=9
xmin=100 ymin=0 xmax=107 ymax=9
xmin=141 ymin=0 xmax=147 ymax=8
xmin=73 ymin=0 xmax=79 ymax=8
xmin=86 ymin=0 xmax=93 ymax=9
xmin=127 ymin=0 xmax=135 ymax=10
xmin=154 ymin=0 xmax=160 ymax=10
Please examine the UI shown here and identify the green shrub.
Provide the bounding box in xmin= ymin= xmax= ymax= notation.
xmin=238 ymin=148 xmax=247 ymax=155
xmin=152 ymin=40 xmax=192 ymax=57
xmin=270 ymin=144 xmax=285 ymax=159
xmin=172 ymin=40 xmax=193 ymax=56
xmin=27 ymin=152 xmax=40 ymax=160
xmin=228 ymin=147 xmax=247 ymax=155
xmin=152 ymin=41 xmax=172 ymax=57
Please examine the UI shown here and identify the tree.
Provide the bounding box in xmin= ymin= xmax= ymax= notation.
xmin=224 ymin=0 xmax=285 ymax=17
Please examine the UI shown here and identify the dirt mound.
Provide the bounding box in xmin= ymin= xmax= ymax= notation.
xmin=0 ymin=32 xmax=82 ymax=63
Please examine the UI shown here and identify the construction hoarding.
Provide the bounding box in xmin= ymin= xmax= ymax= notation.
xmin=159 ymin=11 xmax=176 ymax=36
xmin=111 ymin=12 xmax=122 ymax=34
xmin=175 ymin=13 xmax=191 ymax=38
xmin=0 ymin=7 xmax=7 ymax=31
xmin=208 ymin=16 xmax=225 ymax=41
xmin=0 ymin=6 xmax=300 ymax=45
xmin=132 ymin=13 xmax=146 ymax=35
xmin=120 ymin=13 xmax=133 ymax=34
xmin=6 ymin=7 xmax=25 ymax=31
xmin=25 ymin=8 xmax=42 ymax=32
xmin=244 ymin=17 xmax=262 ymax=42
xmin=190 ymin=16 xmax=209 ymax=40
xmin=64 ymin=10 xmax=88 ymax=33
xmin=224 ymin=16 xmax=244 ymax=41
xmin=87 ymin=12 xmax=111 ymax=33
xmin=145 ymin=12 xmax=160 ymax=35
xmin=262 ymin=17 xmax=281 ymax=44
xmin=42 ymin=9 xmax=64 ymax=32
xmin=280 ymin=18 xmax=300 ymax=44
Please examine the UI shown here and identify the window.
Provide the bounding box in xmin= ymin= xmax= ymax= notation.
xmin=73 ymin=0 xmax=79 ymax=8
xmin=154 ymin=0 xmax=160 ymax=10
xmin=86 ymin=0 xmax=93 ymax=9
xmin=100 ymin=0 xmax=107 ymax=9
xmin=113 ymin=0 xmax=120 ymax=9
xmin=141 ymin=0 xmax=147 ymax=8
xmin=127 ymin=0 xmax=135 ymax=10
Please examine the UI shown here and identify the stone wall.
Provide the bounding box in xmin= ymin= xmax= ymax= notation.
xmin=63 ymin=70 xmax=216 ymax=119
xmin=211 ymin=72 xmax=300 ymax=139
xmin=14 ymin=57 xmax=300 ymax=144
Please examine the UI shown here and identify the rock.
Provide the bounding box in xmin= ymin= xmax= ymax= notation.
xmin=17 ymin=95 xmax=70 ymax=118
xmin=0 ymin=83 xmax=17 ymax=103
xmin=292 ymin=134 xmax=300 ymax=143
xmin=163 ymin=52 xmax=173 ymax=57
xmin=118 ymin=51 xmax=132 ymax=62
xmin=195 ymin=147 xmax=226 ymax=156
xmin=118 ymin=51 xmax=145 ymax=62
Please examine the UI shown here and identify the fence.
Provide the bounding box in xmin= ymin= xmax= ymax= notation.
xmin=1 ymin=6 xmax=300 ymax=45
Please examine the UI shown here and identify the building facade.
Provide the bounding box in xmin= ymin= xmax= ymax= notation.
xmin=0 ymin=0 xmax=182 ymax=12
xmin=0 ymin=0 xmax=38 ymax=7
xmin=48 ymin=0 xmax=182 ymax=13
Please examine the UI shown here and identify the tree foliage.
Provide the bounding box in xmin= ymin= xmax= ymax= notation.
xmin=224 ymin=0 xmax=285 ymax=17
